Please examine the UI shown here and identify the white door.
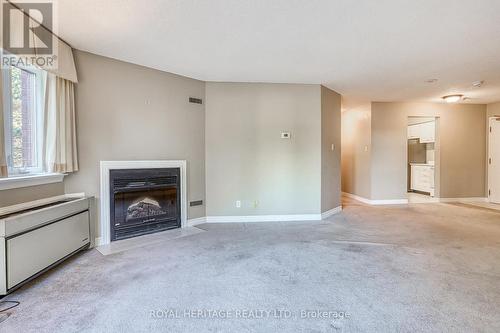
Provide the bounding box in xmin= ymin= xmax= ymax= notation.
xmin=489 ymin=118 xmax=500 ymax=203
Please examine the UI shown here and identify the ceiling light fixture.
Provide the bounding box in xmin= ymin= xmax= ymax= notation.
xmin=442 ymin=94 xmax=463 ymax=103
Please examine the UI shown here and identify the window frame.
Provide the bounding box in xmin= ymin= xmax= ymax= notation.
xmin=2 ymin=63 xmax=46 ymax=176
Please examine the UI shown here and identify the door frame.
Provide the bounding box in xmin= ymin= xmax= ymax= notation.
xmin=488 ymin=116 xmax=500 ymax=203
xmin=406 ymin=116 xmax=440 ymax=201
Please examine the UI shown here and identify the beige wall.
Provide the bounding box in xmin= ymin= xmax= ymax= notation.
xmin=64 ymin=51 xmax=206 ymax=235
xmin=371 ymin=102 xmax=486 ymax=200
xmin=341 ymin=104 xmax=371 ymax=198
xmin=320 ymin=86 xmax=342 ymax=212
xmin=488 ymin=102 xmax=500 ymax=117
xmin=0 ymin=183 xmax=65 ymax=207
xmin=2 ymin=52 xmax=343 ymax=220
xmin=205 ymin=82 xmax=322 ymax=216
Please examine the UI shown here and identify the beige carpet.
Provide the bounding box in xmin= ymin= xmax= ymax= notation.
xmin=1 ymin=201 xmax=499 ymax=332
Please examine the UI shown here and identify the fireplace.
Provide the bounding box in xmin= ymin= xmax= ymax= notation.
xmin=110 ymin=168 xmax=181 ymax=241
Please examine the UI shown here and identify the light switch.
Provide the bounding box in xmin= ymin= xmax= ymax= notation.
xmin=364 ymin=146 xmax=368 ymax=152
xmin=331 ymin=144 xmax=335 ymax=151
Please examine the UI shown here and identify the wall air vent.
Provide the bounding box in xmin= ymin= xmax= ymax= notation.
xmin=189 ymin=97 xmax=203 ymax=104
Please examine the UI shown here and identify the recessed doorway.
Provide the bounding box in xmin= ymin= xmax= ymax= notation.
xmin=407 ymin=117 xmax=440 ymax=203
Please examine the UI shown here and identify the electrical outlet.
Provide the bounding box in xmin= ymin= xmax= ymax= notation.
xmin=236 ymin=200 xmax=241 ymax=208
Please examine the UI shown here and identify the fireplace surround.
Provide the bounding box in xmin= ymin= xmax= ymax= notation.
xmin=99 ymin=161 xmax=187 ymax=245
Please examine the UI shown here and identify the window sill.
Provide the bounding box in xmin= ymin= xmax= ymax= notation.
xmin=0 ymin=173 xmax=66 ymax=191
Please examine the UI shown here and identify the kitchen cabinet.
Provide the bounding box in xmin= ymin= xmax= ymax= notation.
xmin=407 ymin=124 xmax=419 ymax=139
xmin=410 ymin=164 xmax=435 ymax=196
xmin=407 ymin=121 xmax=435 ymax=143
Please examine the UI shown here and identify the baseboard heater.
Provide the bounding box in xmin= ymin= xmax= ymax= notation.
xmin=0 ymin=196 xmax=94 ymax=295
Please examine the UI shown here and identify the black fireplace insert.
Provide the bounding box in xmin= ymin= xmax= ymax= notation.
xmin=110 ymin=168 xmax=181 ymax=241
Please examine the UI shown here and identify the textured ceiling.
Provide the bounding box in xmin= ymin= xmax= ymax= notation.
xmin=57 ymin=0 xmax=500 ymax=105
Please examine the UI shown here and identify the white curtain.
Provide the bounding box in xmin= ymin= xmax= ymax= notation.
xmin=1 ymin=3 xmax=79 ymax=176
xmin=43 ymin=73 xmax=78 ymax=173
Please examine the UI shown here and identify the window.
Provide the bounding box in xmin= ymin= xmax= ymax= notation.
xmin=2 ymin=64 xmax=45 ymax=175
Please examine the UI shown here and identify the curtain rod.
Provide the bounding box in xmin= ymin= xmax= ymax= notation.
xmin=5 ymin=0 xmax=74 ymax=49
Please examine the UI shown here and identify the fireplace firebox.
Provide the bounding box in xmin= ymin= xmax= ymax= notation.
xmin=110 ymin=168 xmax=181 ymax=241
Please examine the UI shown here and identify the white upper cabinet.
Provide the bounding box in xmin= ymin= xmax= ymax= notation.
xmin=407 ymin=121 xmax=435 ymax=143
xmin=408 ymin=124 xmax=419 ymax=139
xmin=419 ymin=121 xmax=435 ymax=143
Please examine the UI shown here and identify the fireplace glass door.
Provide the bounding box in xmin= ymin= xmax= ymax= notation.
xmin=115 ymin=187 xmax=177 ymax=224
xmin=110 ymin=168 xmax=181 ymax=241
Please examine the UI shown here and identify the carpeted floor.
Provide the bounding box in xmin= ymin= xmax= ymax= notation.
xmin=1 ymin=201 xmax=500 ymax=332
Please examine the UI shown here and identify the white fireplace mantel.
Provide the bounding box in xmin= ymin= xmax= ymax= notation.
xmin=99 ymin=160 xmax=187 ymax=245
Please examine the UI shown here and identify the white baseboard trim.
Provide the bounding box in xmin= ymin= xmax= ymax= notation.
xmin=439 ymin=197 xmax=488 ymax=203
xmin=187 ymin=210 xmax=344 ymax=224
xmin=321 ymin=206 xmax=343 ymax=219
xmin=187 ymin=217 xmax=207 ymax=227
xmin=342 ymin=192 xmax=409 ymax=205
xmin=205 ymin=214 xmax=322 ymax=223
xmin=342 ymin=192 xmax=372 ymax=204
xmin=343 ymin=191 xmax=488 ymax=205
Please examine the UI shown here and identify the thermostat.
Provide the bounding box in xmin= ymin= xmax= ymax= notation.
xmin=281 ymin=132 xmax=291 ymax=139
